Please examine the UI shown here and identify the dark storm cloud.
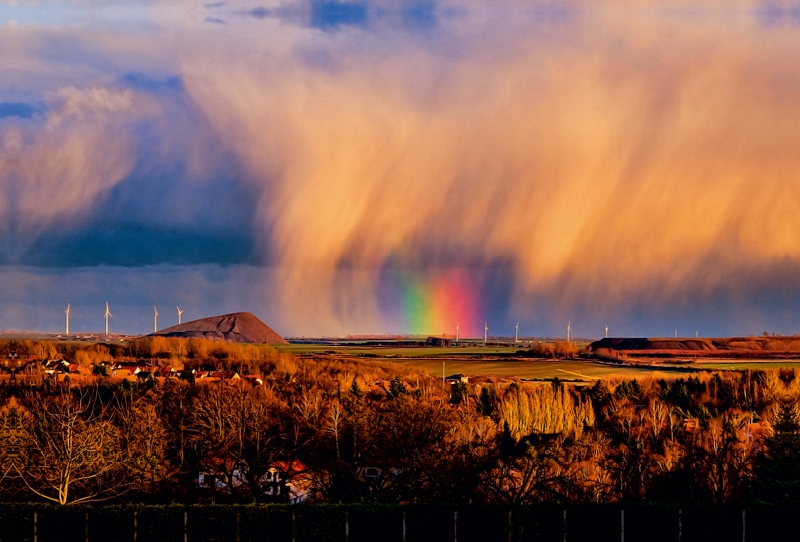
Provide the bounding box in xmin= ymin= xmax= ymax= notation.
xmin=0 ymin=103 xmax=38 ymax=119
xmin=0 ymin=70 xmax=261 ymax=270
xmin=309 ymin=1 xmax=368 ymax=30
xmin=16 ymin=228 xmax=256 ymax=267
xmin=7 ymin=0 xmax=800 ymax=337
xmin=752 ymin=3 xmax=800 ymax=26
xmin=119 ymin=73 xmax=183 ymax=94
xmin=244 ymin=0 xmax=439 ymax=31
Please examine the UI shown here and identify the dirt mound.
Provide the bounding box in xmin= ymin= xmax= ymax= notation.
xmin=588 ymin=338 xmax=715 ymax=352
xmin=150 ymin=312 xmax=287 ymax=344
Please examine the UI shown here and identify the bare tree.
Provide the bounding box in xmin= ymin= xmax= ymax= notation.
xmin=113 ymin=391 xmax=171 ymax=494
xmin=481 ymin=442 xmax=559 ymax=504
xmin=20 ymin=387 xmax=127 ymax=504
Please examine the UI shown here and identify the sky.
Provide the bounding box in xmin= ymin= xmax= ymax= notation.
xmin=1 ymin=0 xmax=800 ymax=338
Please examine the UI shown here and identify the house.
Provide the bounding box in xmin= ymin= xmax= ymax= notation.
xmin=198 ymin=371 xmax=241 ymax=385
xmin=444 ymin=374 xmax=469 ymax=385
xmin=371 ymin=380 xmax=392 ymax=392
xmin=195 ymin=457 xmax=311 ymax=504
xmin=354 ymin=465 xmax=404 ymax=489
xmin=196 ymin=453 xmax=242 ymax=493
xmin=243 ymin=375 xmax=264 ymax=386
xmin=208 ymin=371 xmax=240 ymax=381
xmin=112 ymin=361 xmax=156 ymax=376
xmin=426 ymin=336 xmax=452 ymax=347
xmin=43 ymin=359 xmax=70 ymax=375
xmin=260 ymin=461 xmax=312 ymax=504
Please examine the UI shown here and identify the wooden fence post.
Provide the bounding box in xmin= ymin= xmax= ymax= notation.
xmin=133 ymin=510 xmax=138 ymax=542
xmin=184 ymin=510 xmax=188 ymax=542
xmin=85 ymin=512 xmax=89 ymax=542
xmin=742 ymin=509 xmax=746 ymax=542
xmin=33 ymin=510 xmax=37 ymax=542
xmin=508 ymin=509 xmax=512 ymax=542
xmin=621 ymin=509 xmax=624 ymax=542
xmin=563 ymin=510 xmax=567 ymax=542
xmin=402 ymin=511 xmax=407 ymax=542
xmin=345 ymin=511 xmax=349 ymax=542
xmin=678 ymin=509 xmax=682 ymax=542
xmin=236 ymin=510 xmax=241 ymax=542
xmin=454 ymin=510 xmax=458 ymax=542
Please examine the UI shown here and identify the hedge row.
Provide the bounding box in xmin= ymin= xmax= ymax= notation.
xmin=0 ymin=504 xmax=792 ymax=542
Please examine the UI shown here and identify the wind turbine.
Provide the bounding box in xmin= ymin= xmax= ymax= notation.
xmin=675 ymin=329 xmax=678 ymax=338
xmin=696 ymin=330 xmax=698 ymax=338
xmin=65 ymin=304 xmax=70 ymax=336
xmin=515 ymin=322 xmax=519 ymax=343
xmin=176 ymin=306 xmax=184 ymax=325
xmin=484 ymin=323 xmax=488 ymax=346
xmin=104 ymin=303 xmax=112 ymax=336
xmin=604 ymin=324 xmax=608 ymax=338
xmin=456 ymin=323 xmax=459 ymax=344
xmin=153 ymin=306 xmax=159 ymax=333
xmin=567 ymin=321 xmax=571 ymax=342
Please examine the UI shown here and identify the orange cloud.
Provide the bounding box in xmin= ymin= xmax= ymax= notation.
xmin=177 ymin=6 xmax=800 ymax=332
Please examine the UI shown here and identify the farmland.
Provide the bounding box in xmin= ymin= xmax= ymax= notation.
xmin=275 ymin=343 xmax=530 ymax=357
xmin=692 ymin=360 xmax=800 ymax=371
xmin=274 ymin=343 xmax=705 ymax=381
xmin=391 ymin=359 xmax=701 ymax=381
xmin=273 ymin=342 xmax=800 ymax=381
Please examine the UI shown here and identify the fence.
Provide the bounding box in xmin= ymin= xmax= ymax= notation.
xmin=0 ymin=504 xmax=792 ymax=542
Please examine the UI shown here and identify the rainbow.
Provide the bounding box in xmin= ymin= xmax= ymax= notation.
xmin=393 ymin=271 xmax=479 ymax=337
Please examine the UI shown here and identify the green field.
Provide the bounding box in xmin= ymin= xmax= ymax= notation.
xmin=692 ymin=361 xmax=800 ymax=371
xmin=389 ymin=359 xmax=704 ymax=381
xmin=277 ymin=344 xmax=800 ymax=381
xmin=275 ymin=344 xmax=525 ymax=357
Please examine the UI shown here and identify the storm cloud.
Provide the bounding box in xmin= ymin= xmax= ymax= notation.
xmin=1 ymin=0 xmax=800 ymax=336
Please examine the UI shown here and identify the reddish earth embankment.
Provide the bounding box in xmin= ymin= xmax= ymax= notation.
xmin=150 ymin=312 xmax=287 ymax=344
xmin=585 ymin=337 xmax=800 ymax=359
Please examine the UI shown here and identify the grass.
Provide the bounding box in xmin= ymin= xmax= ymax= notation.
xmin=275 ymin=344 xmax=525 ymax=357
xmin=388 ymin=359 xmax=703 ymax=381
xmin=692 ymin=361 xmax=800 ymax=370
xmin=277 ymin=343 xmax=800 ymax=382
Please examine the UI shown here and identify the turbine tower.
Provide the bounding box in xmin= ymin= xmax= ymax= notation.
xmin=153 ymin=306 xmax=159 ymax=333
xmin=65 ymin=304 xmax=70 ymax=336
xmin=675 ymin=329 xmax=678 ymax=338
xmin=176 ymin=306 xmax=184 ymax=325
xmin=605 ymin=325 xmax=608 ymax=338
xmin=515 ymin=322 xmax=519 ymax=343
xmin=456 ymin=323 xmax=459 ymax=344
xmin=484 ymin=323 xmax=488 ymax=346
xmin=104 ymin=303 xmax=112 ymax=336
xmin=567 ymin=321 xmax=571 ymax=342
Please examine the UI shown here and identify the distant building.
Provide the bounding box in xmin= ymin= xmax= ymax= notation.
xmin=426 ymin=337 xmax=452 ymax=347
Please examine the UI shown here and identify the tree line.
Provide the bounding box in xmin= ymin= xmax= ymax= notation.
xmin=0 ymin=340 xmax=799 ymax=506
